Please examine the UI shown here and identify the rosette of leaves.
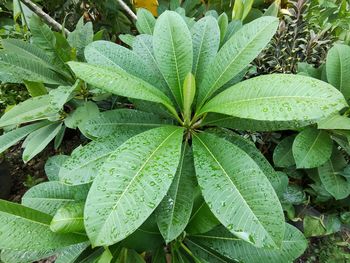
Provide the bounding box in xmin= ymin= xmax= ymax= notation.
xmin=253 ymin=0 xmax=333 ymax=75
xmin=0 ymin=15 xmax=106 ymax=162
xmin=0 ymin=10 xmax=347 ymax=262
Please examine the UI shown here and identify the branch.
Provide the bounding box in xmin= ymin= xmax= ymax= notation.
xmin=19 ymin=0 xmax=70 ymax=34
xmin=117 ymin=0 xmax=137 ymax=21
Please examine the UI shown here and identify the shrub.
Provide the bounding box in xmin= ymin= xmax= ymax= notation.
xmin=0 ymin=10 xmax=348 ymax=262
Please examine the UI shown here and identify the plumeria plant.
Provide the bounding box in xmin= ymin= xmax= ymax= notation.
xmin=0 ymin=10 xmax=347 ymax=263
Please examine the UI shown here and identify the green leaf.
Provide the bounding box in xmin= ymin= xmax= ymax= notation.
xmin=64 ymin=102 xmax=99 ymax=130
xmin=292 ymin=127 xmax=333 ymax=169
xmin=318 ymin=114 xmax=350 ymax=130
xmin=197 ymin=16 xmax=278 ymax=106
xmin=84 ymin=126 xmax=184 ymax=246
xmin=136 ymin=9 xmax=156 ymax=34
xmin=201 ymin=113 xmax=310 ymax=131
xmin=183 ymin=73 xmax=196 ymax=125
xmin=208 ymin=128 xmax=285 ymax=196
xmin=191 ymin=16 xmax=220 ymax=85
xmin=0 ymin=121 xmax=47 ymax=154
xmin=217 ymin=13 xmax=228 ymax=44
xmin=22 ymin=122 xmax=62 ymax=162
xmin=187 ymin=223 xmax=307 ymax=263
xmin=185 ymin=238 xmax=234 ymax=263
xmin=273 ymin=136 xmax=296 ymax=168
xmin=0 ymin=95 xmax=59 ymax=127
xmin=82 ymin=109 xmax=173 ymax=138
xmin=132 ymin=35 xmax=171 ymax=97
xmin=153 ymin=11 xmax=193 ymax=107
xmin=84 ymin=41 xmax=160 ymax=90
xmin=67 ymin=17 xmax=93 ymax=60
xmin=24 ymin=81 xmax=47 ymax=97
xmin=68 ymin=62 xmax=176 ymax=115
xmin=45 ymin=155 xmax=70 ymax=181
xmin=59 ymin=131 xmax=139 ymax=185
xmin=186 ymin=198 xmax=220 ymax=235
xmin=1 ymin=39 xmax=55 ymax=70
xmin=318 ymin=149 xmax=350 ymax=200
xmin=0 ymin=51 xmax=64 ymax=85
xmin=263 ymin=0 xmax=280 ymax=17
xmin=55 ymin=243 xmax=90 ymax=263
xmin=22 ymin=181 xmax=89 ymax=216
xmin=119 ymin=34 xmax=135 ymax=46
xmin=50 ymin=202 xmax=85 ymax=234
xmin=30 ymin=16 xmax=71 ymax=74
xmin=49 ymin=82 xmax=80 ymax=112
xmin=326 ymin=44 xmax=350 ymax=100
xmin=156 ymin=143 xmax=196 ymax=243
xmin=199 ymin=74 xmax=347 ymax=125
xmin=0 ymin=199 xmax=86 ymax=250
xmin=1 ymin=249 xmax=56 ymax=263
xmin=193 ymin=132 xmax=284 ymax=248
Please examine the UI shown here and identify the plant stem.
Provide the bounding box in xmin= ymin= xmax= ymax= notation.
xmin=19 ymin=0 xmax=70 ymax=35
xmin=117 ymin=0 xmax=138 ymax=21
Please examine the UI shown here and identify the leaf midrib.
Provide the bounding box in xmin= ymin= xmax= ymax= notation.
xmin=194 ymin=134 xmax=273 ymax=244
xmin=96 ymin=128 xmax=181 ymax=241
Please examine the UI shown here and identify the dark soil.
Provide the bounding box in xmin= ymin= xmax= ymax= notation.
xmin=5 ymin=133 xmax=83 ymax=203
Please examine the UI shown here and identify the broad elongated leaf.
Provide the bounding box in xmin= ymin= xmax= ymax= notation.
xmin=193 ymin=132 xmax=284 ymax=248
xmin=0 ymin=122 xmax=47 ymax=154
xmin=55 ymin=243 xmax=90 ymax=263
xmin=186 ymin=199 xmax=220 ymax=235
xmin=0 ymin=199 xmax=86 ymax=250
xmin=318 ymin=150 xmax=350 ymax=200
xmin=22 ymin=122 xmax=62 ymax=162
xmin=326 ymin=44 xmax=350 ymax=100
xmin=84 ymin=41 xmax=159 ymax=89
xmin=2 ymin=39 xmax=55 ymax=69
xmin=208 ymin=128 xmax=284 ymax=195
xmin=67 ymin=18 xmax=93 ymax=60
xmin=59 ymin=131 xmax=139 ymax=185
xmin=22 ymin=181 xmax=89 ymax=216
xmin=136 ymin=8 xmax=156 ymax=34
xmin=318 ymin=114 xmax=350 ymax=130
xmin=187 ymin=224 xmax=307 ymax=263
xmin=153 ymin=11 xmax=193 ymax=107
xmin=1 ymin=249 xmax=56 ymax=263
xmin=273 ymin=136 xmax=296 ymax=168
xmin=185 ymin=239 xmax=234 ymax=263
xmin=0 ymin=51 xmax=64 ymax=85
xmin=83 ymin=109 xmax=173 ymax=138
xmin=132 ymin=35 xmax=171 ymax=97
xmin=45 ymin=155 xmax=70 ymax=181
xmin=0 ymin=95 xmax=59 ymax=127
xmin=201 ymin=113 xmax=310 ymax=131
xmin=292 ymin=127 xmax=333 ymax=169
xmin=191 ymin=16 xmax=220 ymax=84
xmin=84 ymin=126 xmax=184 ymax=246
xmin=50 ymin=202 xmax=85 ymax=234
xmin=68 ymin=62 xmax=176 ymax=115
xmin=199 ymin=74 xmax=347 ymax=125
xmin=197 ymin=16 xmax=278 ymax=106
xmin=156 ymin=143 xmax=196 ymax=243
xmin=30 ymin=16 xmax=70 ymax=73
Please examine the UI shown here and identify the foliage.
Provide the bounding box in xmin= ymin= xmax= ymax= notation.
xmin=0 ymin=9 xmax=348 ymax=262
xmin=254 ymin=0 xmax=333 ymax=74
xmin=0 ymin=14 xmax=105 ymax=162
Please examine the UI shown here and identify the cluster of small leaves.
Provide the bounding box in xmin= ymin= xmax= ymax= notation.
xmin=253 ymin=0 xmax=333 ymax=74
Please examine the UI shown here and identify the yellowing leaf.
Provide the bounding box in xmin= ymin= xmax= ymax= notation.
xmin=133 ymin=0 xmax=159 ymax=16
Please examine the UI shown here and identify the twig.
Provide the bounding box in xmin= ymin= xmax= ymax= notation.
xmin=117 ymin=0 xmax=137 ymax=21
xmin=19 ymin=0 xmax=70 ymax=34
